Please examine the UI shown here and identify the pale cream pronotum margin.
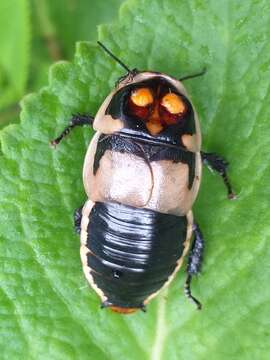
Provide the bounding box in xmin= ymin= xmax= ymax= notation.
xmin=83 ymin=71 xmax=202 ymax=216
xmin=93 ymin=71 xmax=202 ymax=153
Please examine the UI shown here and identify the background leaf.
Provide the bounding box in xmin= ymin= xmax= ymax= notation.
xmin=0 ymin=0 xmax=270 ymax=359
xmin=0 ymin=0 xmax=30 ymax=109
xmin=0 ymin=0 xmax=123 ymax=129
xmin=45 ymin=0 xmax=124 ymax=59
xmin=29 ymin=0 xmax=124 ymax=83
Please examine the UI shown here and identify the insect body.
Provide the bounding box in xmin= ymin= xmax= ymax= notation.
xmin=51 ymin=42 xmax=235 ymax=314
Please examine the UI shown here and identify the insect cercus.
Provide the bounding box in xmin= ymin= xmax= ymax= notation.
xmin=50 ymin=42 xmax=235 ymax=314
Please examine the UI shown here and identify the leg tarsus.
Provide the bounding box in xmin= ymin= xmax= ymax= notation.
xmin=184 ymin=222 xmax=204 ymax=310
xmin=201 ymin=151 xmax=236 ymax=200
xmin=50 ymin=113 xmax=94 ymax=147
xmin=74 ymin=206 xmax=83 ymax=234
xmin=184 ymin=274 xmax=202 ymax=310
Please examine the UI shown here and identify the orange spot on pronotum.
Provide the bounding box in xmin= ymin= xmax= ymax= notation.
xmin=161 ymin=93 xmax=186 ymax=114
xmin=131 ymin=88 xmax=154 ymax=107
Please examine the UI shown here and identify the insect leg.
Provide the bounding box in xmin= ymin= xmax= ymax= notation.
xmin=184 ymin=222 xmax=204 ymax=310
xmin=201 ymin=151 xmax=236 ymax=200
xmin=50 ymin=114 xmax=94 ymax=147
xmin=74 ymin=206 xmax=83 ymax=234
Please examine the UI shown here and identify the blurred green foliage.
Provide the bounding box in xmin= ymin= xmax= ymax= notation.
xmin=0 ymin=0 xmax=123 ymax=128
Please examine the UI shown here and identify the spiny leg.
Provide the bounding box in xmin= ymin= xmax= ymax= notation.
xmin=184 ymin=222 xmax=204 ymax=310
xmin=50 ymin=114 xmax=94 ymax=147
xmin=74 ymin=206 xmax=83 ymax=234
xmin=201 ymin=151 xmax=236 ymax=200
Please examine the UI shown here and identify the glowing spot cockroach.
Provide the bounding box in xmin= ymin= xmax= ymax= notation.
xmin=51 ymin=42 xmax=235 ymax=314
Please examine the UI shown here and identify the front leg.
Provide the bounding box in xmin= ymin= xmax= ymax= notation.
xmin=50 ymin=114 xmax=94 ymax=147
xmin=201 ymin=151 xmax=236 ymax=200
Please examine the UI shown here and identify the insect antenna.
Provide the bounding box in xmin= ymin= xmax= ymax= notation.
xmin=97 ymin=41 xmax=131 ymax=73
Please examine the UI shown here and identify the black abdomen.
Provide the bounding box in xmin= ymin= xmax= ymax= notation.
xmin=86 ymin=202 xmax=188 ymax=308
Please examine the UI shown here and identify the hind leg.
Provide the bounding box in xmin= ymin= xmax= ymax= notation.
xmin=74 ymin=206 xmax=83 ymax=234
xmin=184 ymin=222 xmax=204 ymax=310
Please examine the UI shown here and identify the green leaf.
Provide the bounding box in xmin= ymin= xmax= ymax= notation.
xmin=0 ymin=0 xmax=30 ymax=110
xmin=1 ymin=0 xmax=270 ymax=359
xmin=35 ymin=0 xmax=124 ymax=59
xmin=0 ymin=0 xmax=124 ymax=129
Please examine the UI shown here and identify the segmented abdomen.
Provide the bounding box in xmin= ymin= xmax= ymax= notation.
xmin=81 ymin=201 xmax=189 ymax=308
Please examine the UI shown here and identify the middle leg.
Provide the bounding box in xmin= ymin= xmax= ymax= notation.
xmin=201 ymin=151 xmax=236 ymax=200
